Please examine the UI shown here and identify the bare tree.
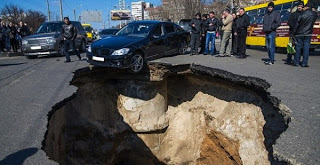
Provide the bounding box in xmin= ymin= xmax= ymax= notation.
xmin=1 ymin=4 xmax=46 ymax=32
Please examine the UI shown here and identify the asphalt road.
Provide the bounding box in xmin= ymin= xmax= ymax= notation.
xmin=0 ymin=55 xmax=87 ymax=165
xmin=0 ymin=46 xmax=319 ymax=164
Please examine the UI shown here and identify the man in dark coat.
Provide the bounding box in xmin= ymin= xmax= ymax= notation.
xmin=231 ymin=12 xmax=239 ymax=56
xmin=200 ymin=14 xmax=208 ymax=54
xmin=189 ymin=12 xmax=202 ymax=55
xmin=263 ymin=2 xmax=281 ymax=65
xmin=285 ymin=1 xmax=304 ymax=65
xmin=62 ymin=17 xmax=81 ymax=62
xmin=292 ymin=2 xmax=318 ymax=67
xmin=235 ymin=8 xmax=250 ymax=59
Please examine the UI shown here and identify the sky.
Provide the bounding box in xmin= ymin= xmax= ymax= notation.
xmin=1 ymin=0 xmax=161 ymax=30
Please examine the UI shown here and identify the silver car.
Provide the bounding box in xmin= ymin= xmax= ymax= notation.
xmin=21 ymin=21 xmax=87 ymax=59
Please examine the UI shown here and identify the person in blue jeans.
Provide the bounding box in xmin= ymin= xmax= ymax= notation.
xmin=203 ymin=11 xmax=218 ymax=55
xmin=262 ymin=2 xmax=281 ymax=65
xmin=292 ymin=2 xmax=317 ymax=67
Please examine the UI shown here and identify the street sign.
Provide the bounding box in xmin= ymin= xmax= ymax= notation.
xmin=81 ymin=10 xmax=102 ymax=22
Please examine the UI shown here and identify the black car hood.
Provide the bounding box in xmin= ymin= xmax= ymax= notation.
xmin=92 ymin=36 xmax=144 ymax=50
xmin=24 ymin=32 xmax=60 ymax=39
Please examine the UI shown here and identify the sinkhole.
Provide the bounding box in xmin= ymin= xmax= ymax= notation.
xmin=42 ymin=63 xmax=291 ymax=165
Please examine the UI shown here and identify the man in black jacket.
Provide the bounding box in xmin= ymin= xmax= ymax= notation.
xmin=263 ymin=2 xmax=281 ymax=65
xmin=292 ymin=2 xmax=318 ymax=67
xmin=62 ymin=17 xmax=81 ymax=62
xmin=285 ymin=1 xmax=304 ymax=65
xmin=200 ymin=14 xmax=208 ymax=54
xmin=231 ymin=12 xmax=239 ymax=56
xmin=204 ymin=11 xmax=219 ymax=55
xmin=189 ymin=12 xmax=202 ymax=55
xmin=235 ymin=8 xmax=250 ymax=59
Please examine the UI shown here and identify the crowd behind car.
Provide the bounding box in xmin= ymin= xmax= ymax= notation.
xmin=0 ymin=20 xmax=31 ymax=53
xmin=188 ymin=1 xmax=318 ymax=67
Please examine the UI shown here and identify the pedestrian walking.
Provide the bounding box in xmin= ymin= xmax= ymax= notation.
xmin=292 ymin=2 xmax=317 ymax=67
xmin=199 ymin=14 xmax=208 ymax=54
xmin=231 ymin=12 xmax=239 ymax=56
xmin=204 ymin=11 xmax=219 ymax=55
xmin=216 ymin=9 xmax=233 ymax=57
xmin=62 ymin=17 xmax=81 ymax=62
xmin=235 ymin=8 xmax=250 ymax=59
xmin=8 ymin=22 xmax=18 ymax=52
xmin=262 ymin=2 xmax=281 ymax=65
xmin=189 ymin=12 xmax=202 ymax=55
xmin=285 ymin=1 xmax=304 ymax=65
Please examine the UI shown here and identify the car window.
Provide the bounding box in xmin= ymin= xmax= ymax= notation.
xmin=151 ymin=24 xmax=162 ymax=36
xmin=165 ymin=23 xmax=175 ymax=34
xmin=280 ymin=11 xmax=290 ymax=22
xmin=116 ymin=23 xmax=155 ymax=37
xmin=36 ymin=22 xmax=63 ymax=34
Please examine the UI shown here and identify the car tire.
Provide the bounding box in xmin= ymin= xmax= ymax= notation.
xmin=26 ymin=55 xmax=38 ymax=59
xmin=79 ymin=39 xmax=86 ymax=53
xmin=178 ymin=40 xmax=187 ymax=55
xmin=129 ymin=53 xmax=144 ymax=73
xmin=58 ymin=43 xmax=65 ymax=57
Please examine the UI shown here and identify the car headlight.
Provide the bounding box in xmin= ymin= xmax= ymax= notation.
xmin=87 ymin=45 xmax=92 ymax=52
xmin=46 ymin=38 xmax=56 ymax=44
xmin=22 ymin=40 xmax=28 ymax=45
xmin=111 ymin=48 xmax=130 ymax=56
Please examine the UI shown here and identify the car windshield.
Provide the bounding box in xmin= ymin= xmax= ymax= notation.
xmin=36 ymin=23 xmax=63 ymax=34
xmin=84 ymin=26 xmax=93 ymax=32
xmin=116 ymin=23 xmax=155 ymax=37
xmin=99 ymin=29 xmax=117 ymax=35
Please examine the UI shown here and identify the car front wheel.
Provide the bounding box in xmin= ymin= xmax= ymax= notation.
xmin=130 ymin=53 xmax=144 ymax=73
xmin=58 ymin=43 xmax=65 ymax=56
xmin=178 ymin=40 xmax=187 ymax=55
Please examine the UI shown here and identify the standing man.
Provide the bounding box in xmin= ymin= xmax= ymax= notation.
xmin=217 ymin=9 xmax=233 ymax=57
xmin=200 ymin=14 xmax=208 ymax=54
xmin=286 ymin=1 xmax=304 ymax=65
xmin=189 ymin=12 xmax=202 ymax=55
xmin=204 ymin=11 xmax=218 ymax=55
xmin=62 ymin=17 xmax=81 ymax=62
xmin=292 ymin=2 xmax=317 ymax=67
xmin=231 ymin=12 xmax=239 ymax=56
xmin=236 ymin=8 xmax=250 ymax=59
xmin=263 ymin=2 xmax=281 ymax=65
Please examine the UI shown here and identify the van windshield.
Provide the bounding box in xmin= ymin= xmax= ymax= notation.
xmin=36 ymin=23 xmax=63 ymax=34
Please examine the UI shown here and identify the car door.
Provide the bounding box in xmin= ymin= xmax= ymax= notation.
xmin=145 ymin=23 xmax=166 ymax=60
xmin=164 ymin=23 xmax=178 ymax=56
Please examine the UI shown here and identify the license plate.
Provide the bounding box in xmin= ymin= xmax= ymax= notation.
xmin=92 ymin=56 xmax=104 ymax=62
xmin=31 ymin=46 xmax=41 ymax=50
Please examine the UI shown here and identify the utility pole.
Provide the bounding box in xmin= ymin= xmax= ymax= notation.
xmin=73 ymin=9 xmax=76 ymax=21
xmin=59 ymin=0 xmax=63 ymax=21
xmin=47 ymin=0 xmax=51 ymax=21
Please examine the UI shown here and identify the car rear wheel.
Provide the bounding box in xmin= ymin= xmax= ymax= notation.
xmin=26 ymin=55 xmax=38 ymax=59
xmin=130 ymin=53 xmax=144 ymax=73
xmin=79 ymin=39 xmax=86 ymax=52
xmin=178 ymin=40 xmax=187 ymax=55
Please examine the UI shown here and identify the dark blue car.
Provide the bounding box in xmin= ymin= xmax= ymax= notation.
xmin=86 ymin=20 xmax=190 ymax=72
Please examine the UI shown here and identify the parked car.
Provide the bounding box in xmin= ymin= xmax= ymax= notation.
xmin=178 ymin=19 xmax=192 ymax=32
xmin=82 ymin=24 xmax=93 ymax=42
xmin=21 ymin=21 xmax=87 ymax=59
xmin=96 ymin=28 xmax=119 ymax=40
xmin=87 ymin=20 xmax=190 ymax=73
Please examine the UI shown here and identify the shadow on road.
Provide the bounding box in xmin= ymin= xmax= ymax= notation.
xmin=0 ymin=147 xmax=38 ymax=165
xmin=0 ymin=63 xmax=27 ymax=67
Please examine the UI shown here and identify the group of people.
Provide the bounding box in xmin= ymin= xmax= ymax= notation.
xmin=0 ymin=20 xmax=30 ymax=53
xmin=189 ymin=8 xmax=250 ymax=59
xmin=189 ymin=1 xmax=318 ymax=67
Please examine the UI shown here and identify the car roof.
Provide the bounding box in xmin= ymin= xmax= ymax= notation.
xmin=43 ymin=21 xmax=80 ymax=24
xmin=129 ymin=20 xmax=172 ymax=24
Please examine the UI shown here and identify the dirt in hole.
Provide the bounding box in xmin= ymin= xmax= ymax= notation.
xmin=42 ymin=64 xmax=291 ymax=165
